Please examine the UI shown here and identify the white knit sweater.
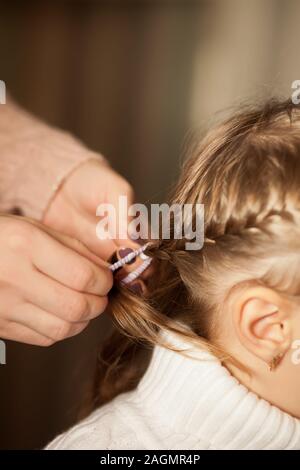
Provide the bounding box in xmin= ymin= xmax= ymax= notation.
xmin=47 ymin=332 xmax=300 ymax=450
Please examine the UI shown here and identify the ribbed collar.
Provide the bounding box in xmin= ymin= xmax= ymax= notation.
xmin=135 ymin=332 xmax=300 ymax=450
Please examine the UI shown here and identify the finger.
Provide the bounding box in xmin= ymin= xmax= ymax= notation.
xmin=32 ymin=229 xmax=113 ymax=296
xmin=110 ymin=181 xmax=135 ymax=246
xmin=91 ymin=166 xmax=135 ymax=247
xmin=69 ymin=208 xmax=118 ymax=260
xmin=2 ymin=321 xmax=56 ymax=347
xmin=11 ymin=303 xmax=89 ymax=342
xmin=29 ymin=217 xmax=109 ymax=268
xmin=22 ymin=270 xmax=108 ymax=322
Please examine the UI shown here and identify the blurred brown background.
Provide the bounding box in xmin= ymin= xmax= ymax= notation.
xmin=0 ymin=0 xmax=299 ymax=449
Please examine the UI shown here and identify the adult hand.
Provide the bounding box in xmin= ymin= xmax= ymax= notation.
xmin=43 ymin=159 xmax=135 ymax=260
xmin=0 ymin=215 xmax=112 ymax=346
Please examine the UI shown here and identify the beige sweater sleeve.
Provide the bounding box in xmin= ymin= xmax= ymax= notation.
xmin=0 ymin=98 xmax=104 ymax=220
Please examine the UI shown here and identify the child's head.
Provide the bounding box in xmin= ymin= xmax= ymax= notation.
xmin=94 ymin=98 xmax=300 ymax=418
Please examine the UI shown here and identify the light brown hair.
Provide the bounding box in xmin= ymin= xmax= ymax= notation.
xmin=86 ymin=98 xmax=300 ymax=413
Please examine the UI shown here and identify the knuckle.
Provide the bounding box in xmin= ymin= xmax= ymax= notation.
xmin=38 ymin=336 xmax=55 ymax=347
xmin=0 ymin=321 xmax=9 ymax=338
xmin=70 ymin=321 xmax=89 ymax=338
xmin=71 ymin=264 xmax=94 ymax=291
xmin=123 ymin=181 xmax=134 ymax=200
xmin=101 ymin=270 xmax=113 ymax=294
xmin=65 ymin=294 xmax=89 ymax=322
xmin=90 ymin=295 xmax=108 ymax=318
xmin=51 ymin=320 xmax=72 ymax=341
xmin=6 ymin=222 xmax=35 ymax=252
xmin=99 ymin=296 xmax=109 ymax=313
xmin=115 ymin=176 xmax=134 ymax=200
xmin=102 ymin=294 xmax=109 ymax=308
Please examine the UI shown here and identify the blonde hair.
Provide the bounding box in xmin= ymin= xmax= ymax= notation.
xmin=86 ymin=98 xmax=300 ymax=412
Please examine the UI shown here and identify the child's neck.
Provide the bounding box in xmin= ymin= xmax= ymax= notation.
xmin=225 ymin=346 xmax=300 ymax=419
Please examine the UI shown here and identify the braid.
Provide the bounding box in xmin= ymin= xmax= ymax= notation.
xmin=83 ymin=98 xmax=300 ymax=412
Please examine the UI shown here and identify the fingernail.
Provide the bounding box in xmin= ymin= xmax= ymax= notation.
xmin=118 ymin=247 xmax=136 ymax=265
xmin=128 ymin=281 xmax=143 ymax=295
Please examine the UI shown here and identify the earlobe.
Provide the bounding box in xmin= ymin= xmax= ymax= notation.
xmin=233 ymin=286 xmax=292 ymax=367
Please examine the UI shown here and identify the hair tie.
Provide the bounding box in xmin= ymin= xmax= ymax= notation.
xmin=109 ymin=242 xmax=152 ymax=285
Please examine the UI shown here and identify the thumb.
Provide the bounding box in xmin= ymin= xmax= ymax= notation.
xmin=110 ymin=181 xmax=136 ymax=247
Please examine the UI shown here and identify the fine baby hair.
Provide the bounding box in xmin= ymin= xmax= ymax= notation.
xmin=86 ymin=98 xmax=300 ymax=414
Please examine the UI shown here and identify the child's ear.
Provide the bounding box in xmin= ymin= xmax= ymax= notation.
xmin=232 ymin=286 xmax=293 ymax=366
